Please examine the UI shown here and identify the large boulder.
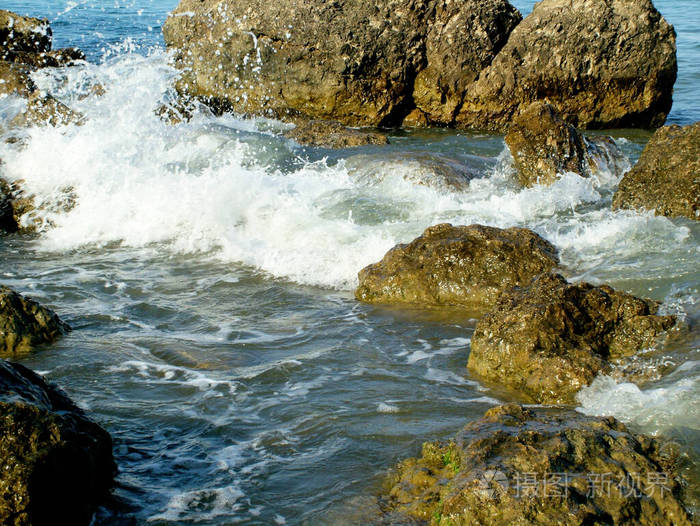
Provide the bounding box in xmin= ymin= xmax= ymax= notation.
xmin=0 ymin=286 xmax=71 ymax=357
xmin=355 ymin=224 xmax=559 ymax=314
xmin=162 ymin=0 xmax=521 ymax=126
xmin=505 ymin=102 xmax=627 ymax=187
xmin=456 ymin=0 xmax=677 ymax=131
xmin=383 ymin=404 xmax=693 ymax=525
xmin=0 ymin=359 xmax=115 ymax=525
xmin=0 ymin=10 xmax=51 ymax=58
xmin=468 ymin=273 xmax=676 ymax=404
xmin=613 ymin=122 xmax=700 ymax=221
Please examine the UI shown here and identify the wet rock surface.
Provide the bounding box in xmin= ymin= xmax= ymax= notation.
xmin=0 ymin=286 xmax=71 ymax=357
xmin=284 ymin=120 xmax=389 ymax=148
xmin=0 ymin=10 xmax=51 ymax=58
xmin=381 ymin=404 xmax=693 ymax=526
xmin=355 ymin=224 xmax=559 ymax=314
xmin=456 ymin=0 xmax=677 ymax=132
xmin=162 ymin=0 xmax=521 ymax=126
xmin=0 ymin=359 xmax=116 ymax=526
xmin=613 ymin=122 xmax=700 ymax=221
xmin=505 ymin=102 xmax=628 ymax=187
xmin=468 ymin=273 xmax=676 ymax=404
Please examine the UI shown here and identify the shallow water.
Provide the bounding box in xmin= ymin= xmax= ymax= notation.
xmin=0 ymin=1 xmax=698 ymax=524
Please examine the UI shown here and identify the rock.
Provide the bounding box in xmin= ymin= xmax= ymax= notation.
xmin=468 ymin=273 xmax=676 ymax=404
xmin=7 ymin=47 xmax=85 ymax=68
xmin=284 ymin=120 xmax=388 ymax=148
xmin=0 ymin=359 xmax=115 ymax=525
xmin=0 ymin=286 xmax=71 ymax=357
xmin=0 ymin=177 xmax=20 ymax=233
xmin=456 ymin=0 xmax=677 ymax=131
xmin=382 ymin=404 xmax=693 ymax=526
xmin=0 ymin=61 xmax=36 ymax=97
xmin=0 ymin=10 xmax=51 ymax=58
xmin=162 ymin=0 xmax=520 ymax=126
xmin=505 ymin=102 xmax=589 ymax=187
xmin=505 ymin=102 xmax=628 ymax=187
xmin=613 ymin=122 xmax=700 ymax=221
xmin=11 ymin=92 xmax=85 ymax=128
xmin=355 ymin=224 xmax=559 ymax=314
xmin=401 ymin=108 xmax=430 ymax=128
xmin=410 ymin=0 xmax=522 ymax=124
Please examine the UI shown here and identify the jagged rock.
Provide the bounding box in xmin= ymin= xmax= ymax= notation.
xmin=285 ymin=120 xmax=388 ymax=148
xmin=11 ymin=92 xmax=85 ymax=127
xmin=0 ymin=359 xmax=116 ymax=525
xmin=355 ymin=224 xmax=559 ymax=314
xmin=382 ymin=404 xmax=693 ymax=526
xmin=0 ymin=10 xmax=51 ymax=58
xmin=0 ymin=286 xmax=71 ymax=356
xmin=456 ymin=0 xmax=677 ymax=131
xmin=0 ymin=61 xmax=36 ymax=97
xmin=468 ymin=273 xmax=676 ymax=404
xmin=613 ymin=122 xmax=700 ymax=221
xmin=162 ymin=0 xmax=520 ymax=126
xmin=505 ymin=102 xmax=628 ymax=187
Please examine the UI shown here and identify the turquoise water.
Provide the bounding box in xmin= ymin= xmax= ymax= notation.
xmin=0 ymin=1 xmax=698 ymax=524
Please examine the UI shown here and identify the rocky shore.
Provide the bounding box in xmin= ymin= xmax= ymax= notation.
xmin=1 ymin=0 xmax=698 ymax=524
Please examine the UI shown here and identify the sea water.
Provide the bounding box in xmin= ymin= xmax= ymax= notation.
xmin=0 ymin=1 xmax=698 ymax=523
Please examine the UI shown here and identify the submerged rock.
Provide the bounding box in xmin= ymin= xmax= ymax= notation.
xmin=355 ymin=224 xmax=559 ymax=314
xmin=0 ymin=286 xmax=71 ymax=357
xmin=285 ymin=120 xmax=388 ymax=148
xmin=0 ymin=359 xmax=115 ymax=525
xmin=456 ymin=0 xmax=677 ymax=131
xmin=346 ymin=152 xmax=482 ymax=192
xmin=382 ymin=404 xmax=693 ymax=525
xmin=613 ymin=122 xmax=700 ymax=221
xmin=0 ymin=61 xmax=36 ymax=97
xmin=11 ymin=92 xmax=85 ymax=128
xmin=468 ymin=273 xmax=676 ymax=404
xmin=162 ymin=0 xmax=520 ymax=126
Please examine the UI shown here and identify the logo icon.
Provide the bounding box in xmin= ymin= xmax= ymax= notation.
xmin=475 ymin=470 xmax=509 ymax=498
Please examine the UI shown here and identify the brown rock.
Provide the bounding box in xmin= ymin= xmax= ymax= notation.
xmin=11 ymin=92 xmax=85 ymax=128
xmin=468 ymin=273 xmax=676 ymax=404
xmin=382 ymin=404 xmax=693 ymax=526
xmin=0 ymin=286 xmax=71 ymax=357
xmin=505 ymin=102 xmax=589 ymax=187
xmin=0 ymin=61 xmax=36 ymax=97
xmin=411 ymin=0 xmax=522 ymax=124
xmin=613 ymin=122 xmax=700 ymax=221
xmin=0 ymin=10 xmax=51 ymax=57
xmin=0 ymin=359 xmax=115 ymax=525
xmin=456 ymin=0 xmax=677 ymax=131
xmin=355 ymin=224 xmax=559 ymax=314
xmin=162 ymin=0 xmax=520 ymax=126
xmin=284 ymin=120 xmax=388 ymax=148
xmin=505 ymin=102 xmax=628 ymax=187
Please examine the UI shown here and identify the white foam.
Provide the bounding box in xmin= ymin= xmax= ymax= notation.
xmin=576 ymin=371 xmax=700 ymax=432
xmin=0 ymin=51 xmax=694 ymax=292
xmin=377 ymin=402 xmax=400 ymax=413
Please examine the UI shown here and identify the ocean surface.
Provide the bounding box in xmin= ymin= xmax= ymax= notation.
xmin=0 ymin=1 xmax=698 ymax=524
